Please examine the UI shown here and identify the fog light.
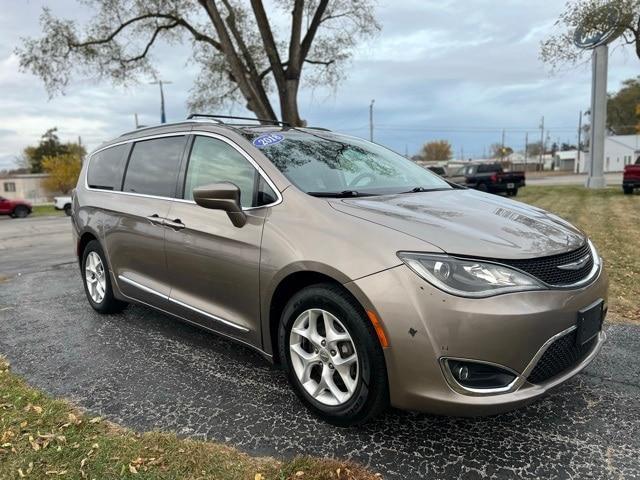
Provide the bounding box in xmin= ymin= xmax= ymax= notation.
xmin=455 ymin=365 xmax=469 ymax=381
xmin=446 ymin=359 xmax=516 ymax=390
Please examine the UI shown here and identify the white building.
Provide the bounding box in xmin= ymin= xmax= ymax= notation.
xmin=0 ymin=173 xmax=52 ymax=204
xmin=576 ymin=135 xmax=640 ymax=173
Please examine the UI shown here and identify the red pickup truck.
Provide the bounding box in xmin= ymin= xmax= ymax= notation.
xmin=0 ymin=196 xmax=32 ymax=218
xmin=623 ymin=158 xmax=640 ymax=194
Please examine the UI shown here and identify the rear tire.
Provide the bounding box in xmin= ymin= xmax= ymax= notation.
xmin=278 ymin=283 xmax=389 ymax=426
xmin=13 ymin=205 xmax=29 ymax=218
xmin=81 ymin=240 xmax=127 ymax=314
xmin=507 ymin=188 xmax=518 ymax=197
xmin=623 ymin=186 xmax=633 ymax=195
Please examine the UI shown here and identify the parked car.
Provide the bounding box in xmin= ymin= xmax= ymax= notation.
xmin=461 ymin=163 xmax=525 ymax=196
xmin=72 ymin=116 xmax=607 ymax=425
xmin=54 ymin=195 xmax=73 ymax=215
xmin=426 ymin=165 xmax=447 ymax=176
xmin=623 ymin=157 xmax=640 ymax=194
xmin=0 ymin=196 xmax=32 ymax=218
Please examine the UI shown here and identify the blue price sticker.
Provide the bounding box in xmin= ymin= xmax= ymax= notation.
xmin=252 ymin=133 xmax=284 ymax=148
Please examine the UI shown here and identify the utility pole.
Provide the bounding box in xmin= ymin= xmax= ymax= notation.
xmin=539 ymin=116 xmax=545 ymax=171
xmin=150 ymin=79 xmax=172 ymax=124
xmin=577 ymin=110 xmax=583 ymax=173
xmin=369 ymin=99 xmax=375 ymax=142
xmin=586 ymin=45 xmax=608 ymax=188
xmin=524 ymin=132 xmax=528 ymax=171
xmin=501 ymin=129 xmax=506 ymax=161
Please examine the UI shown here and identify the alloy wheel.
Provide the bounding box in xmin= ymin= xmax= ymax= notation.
xmin=85 ymin=251 xmax=106 ymax=304
xmin=289 ymin=308 xmax=359 ymax=406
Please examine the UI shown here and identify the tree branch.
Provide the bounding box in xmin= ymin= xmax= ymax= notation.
xmin=114 ymin=21 xmax=179 ymax=64
xmin=299 ymin=0 xmax=329 ymax=64
xmin=304 ymin=58 xmax=335 ymax=66
xmin=68 ymin=12 xmax=222 ymax=51
xmin=287 ymin=0 xmax=304 ymax=76
xmin=250 ymin=0 xmax=286 ymax=89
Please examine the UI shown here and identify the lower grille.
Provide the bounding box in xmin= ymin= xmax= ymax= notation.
xmin=527 ymin=330 xmax=597 ymax=384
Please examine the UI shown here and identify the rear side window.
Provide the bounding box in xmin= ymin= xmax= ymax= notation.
xmin=87 ymin=144 xmax=128 ymax=190
xmin=184 ymin=136 xmax=260 ymax=208
xmin=123 ymin=136 xmax=186 ymax=197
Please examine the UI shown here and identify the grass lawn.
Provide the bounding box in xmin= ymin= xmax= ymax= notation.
xmin=31 ymin=204 xmax=65 ymax=217
xmin=517 ymin=186 xmax=639 ymax=324
xmin=0 ymin=357 xmax=377 ymax=479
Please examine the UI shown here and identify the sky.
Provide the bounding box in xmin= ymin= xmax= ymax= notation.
xmin=1 ymin=0 xmax=640 ymax=170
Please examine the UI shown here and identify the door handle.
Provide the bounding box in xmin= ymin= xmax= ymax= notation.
xmin=146 ymin=214 xmax=164 ymax=225
xmin=163 ymin=218 xmax=186 ymax=230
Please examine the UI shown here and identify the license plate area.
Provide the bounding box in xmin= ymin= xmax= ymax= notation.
xmin=507 ymin=182 xmax=515 ymax=189
xmin=576 ymin=300 xmax=604 ymax=346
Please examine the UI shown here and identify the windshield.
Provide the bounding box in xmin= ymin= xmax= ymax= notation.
xmin=244 ymin=129 xmax=451 ymax=196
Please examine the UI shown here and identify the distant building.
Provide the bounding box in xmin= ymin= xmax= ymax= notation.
xmin=554 ymin=150 xmax=580 ymax=172
xmin=577 ymin=135 xmax=640 ymax=173
xmin=0 ymin=173 xmax=53 ymax=204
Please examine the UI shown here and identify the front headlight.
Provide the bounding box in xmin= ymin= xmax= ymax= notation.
xmin=397 ymin=252 xmax=545 ymax=298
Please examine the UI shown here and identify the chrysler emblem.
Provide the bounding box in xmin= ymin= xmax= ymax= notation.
xmin=557 ymin=255 xmax=590 ymax=271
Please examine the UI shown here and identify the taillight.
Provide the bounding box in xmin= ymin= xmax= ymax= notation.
xmin=490 ymin=173 xmax=498 ymax=183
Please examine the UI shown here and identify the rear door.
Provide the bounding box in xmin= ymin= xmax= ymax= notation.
xmin=163 ymin=133 xmax=279 ymax=346
xmin=102 ymin=135 xmax=188 ymax=307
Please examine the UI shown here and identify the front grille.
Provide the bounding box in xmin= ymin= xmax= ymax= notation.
xmin=499 ymin=243 xmax=593 ymax=286
xmin=527 ymin=329 xmax=597 ymax=384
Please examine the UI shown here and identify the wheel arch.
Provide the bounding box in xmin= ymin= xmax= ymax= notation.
xmin=263 ymin=264 xmax=373 ymax=364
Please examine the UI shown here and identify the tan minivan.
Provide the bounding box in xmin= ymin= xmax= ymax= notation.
xmin=72 ymin=115 xmax=608 ymax=425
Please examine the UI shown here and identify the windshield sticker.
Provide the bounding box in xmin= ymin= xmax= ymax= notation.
xmin=252 ymin=133 xmax=284 ymax=148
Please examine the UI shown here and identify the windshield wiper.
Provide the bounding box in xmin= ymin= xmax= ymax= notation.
xmin=399 ymin=187 xmax=450 ymax=194
xmin=307 ymin=190 xmax=375 ymax=198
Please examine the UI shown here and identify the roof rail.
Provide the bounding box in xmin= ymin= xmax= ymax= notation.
xmin=187 ymin=113 xmax=291 ymax=127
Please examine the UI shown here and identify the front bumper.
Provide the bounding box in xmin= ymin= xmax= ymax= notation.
xmin=346 ymin=262 xmax=608 ymax=416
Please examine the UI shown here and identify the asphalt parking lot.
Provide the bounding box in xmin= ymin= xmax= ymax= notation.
xmin=1 ymin=216 xmax=639 ymax=479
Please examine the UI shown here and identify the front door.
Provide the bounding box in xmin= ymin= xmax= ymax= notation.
xmin=0 ymin=197 xmax=11 ymax=215
xmin=163 ymin=134 xmax=277 ymax=347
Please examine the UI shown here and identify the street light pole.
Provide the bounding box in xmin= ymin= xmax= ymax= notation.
xmin=369 ymin=99 xmax=375 ymax=142
xmin=149 ymin=79 xmax=172 ymax=124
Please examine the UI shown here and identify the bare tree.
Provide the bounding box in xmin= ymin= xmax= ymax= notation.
xmin=541 ymin=0 xmax=639 ymax=70
xmin=17 ymin=0 xmax=380 ymax=126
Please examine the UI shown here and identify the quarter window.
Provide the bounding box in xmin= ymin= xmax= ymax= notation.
xmin=184 ymin=136 xmax=270 ymax=208
xmin=123 ymin=136 xmax=186 ymax=197
xmin=87 ymin=144 xmax=129 ymax=190
xmin=3 ymin=182 xmax=16 ymax=192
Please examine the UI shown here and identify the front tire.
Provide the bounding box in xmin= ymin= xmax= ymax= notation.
xmin=81 ymin=240 xmax=127 ymax=314
xmin=64 ymin=204 xmax=72 ymax=216
xmin=13 ymin=205 xmax=29 ymax=218
xmin=278 ymin=284 xmax=388 ymax=426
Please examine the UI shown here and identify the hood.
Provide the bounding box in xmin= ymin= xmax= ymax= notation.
xmin=329 ymin=189 xmax=585 ymax=259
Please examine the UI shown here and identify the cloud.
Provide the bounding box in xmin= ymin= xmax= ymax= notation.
xmin=1 ymin=0 xmax=639 ymax=167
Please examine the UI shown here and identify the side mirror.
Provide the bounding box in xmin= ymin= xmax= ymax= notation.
xmin=192 ymin=182 xmax=247 ymax=228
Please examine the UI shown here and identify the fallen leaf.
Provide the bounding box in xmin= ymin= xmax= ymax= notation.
xmin=254 ymin=474 xmax=264 ymax=480
xmin=89 ymin=417 xmax=102 ymax=424
xmin=296 ymin=471 xmax=305 ymax=476
xmin=129 ymin=465 xmax=138 ymax=474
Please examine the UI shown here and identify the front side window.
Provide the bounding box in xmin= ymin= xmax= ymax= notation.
xmin=184 ymin=136 xmax=270 ymax=208
xmin=123 ymin=136 xmax=186 ymax=197
xmin=87 ymin=144 xmax=129 ymax=191
xmin=243 ymin=130 xmax=451 ymax=196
